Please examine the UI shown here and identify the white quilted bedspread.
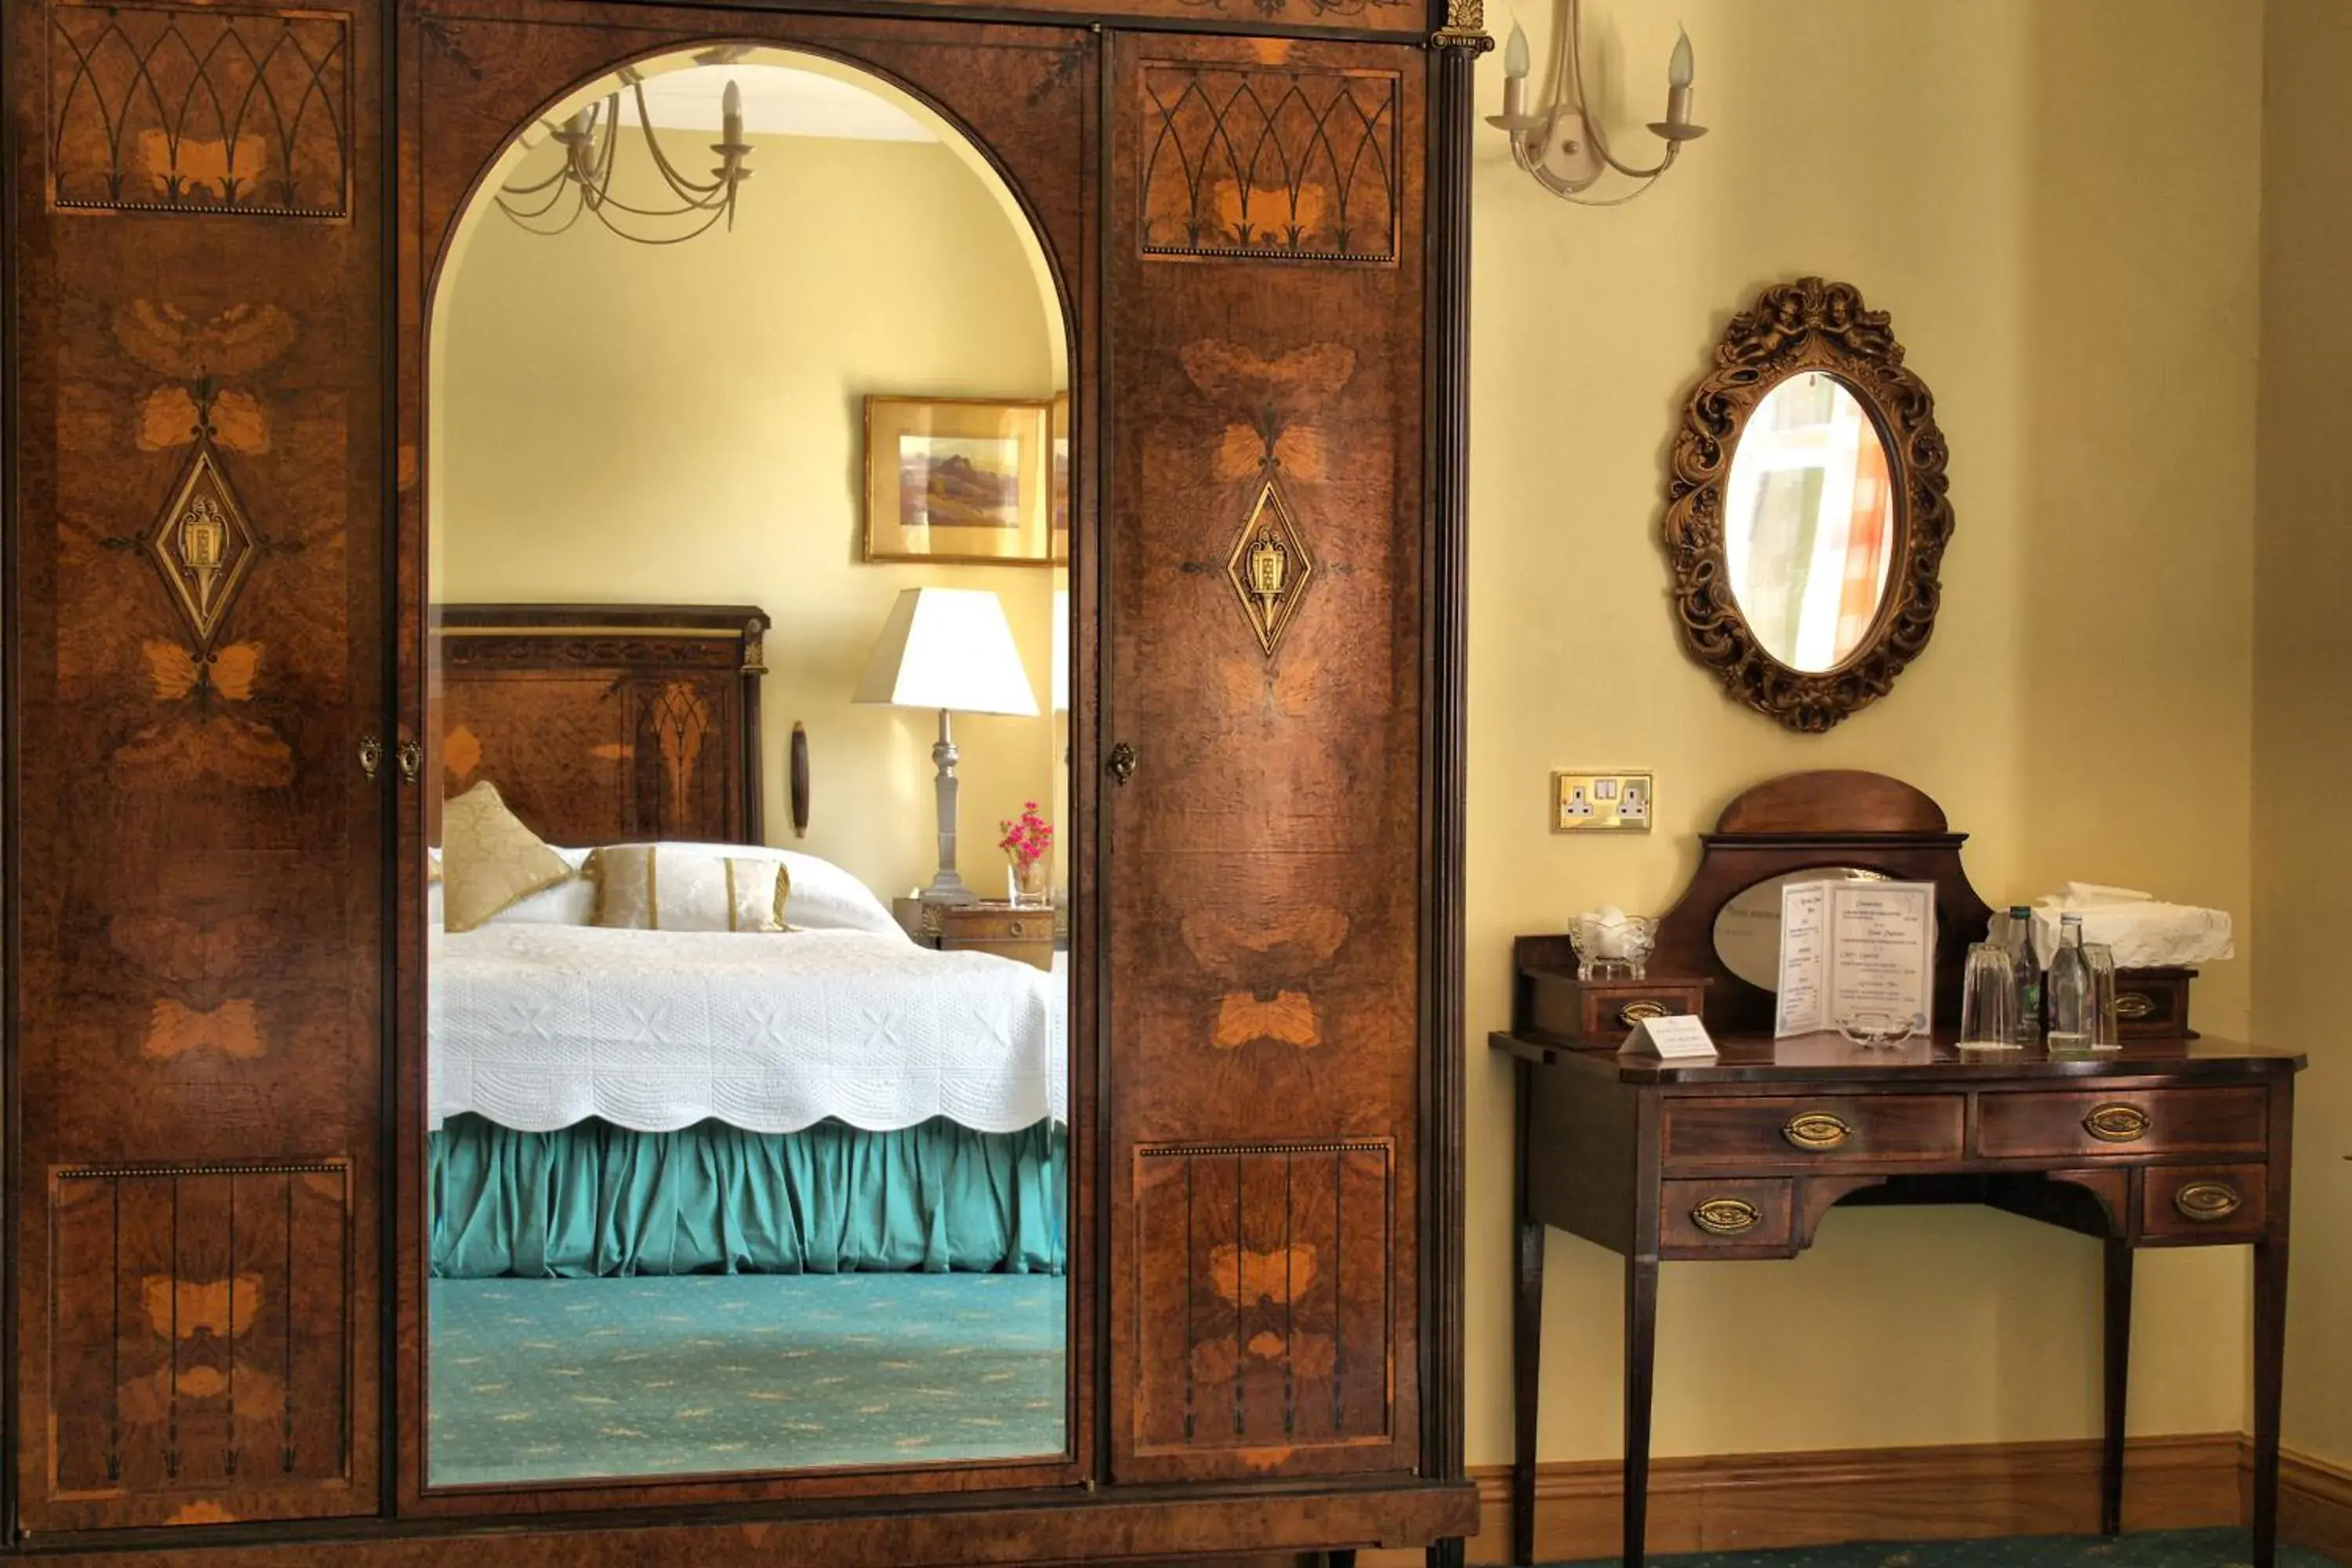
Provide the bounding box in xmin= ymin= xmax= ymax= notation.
xmin=429 ymin=925 xmax=1067 ymax=1134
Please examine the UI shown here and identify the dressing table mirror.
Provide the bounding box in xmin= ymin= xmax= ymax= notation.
xmin=1494 ymin=771 xmax=2303 ymax=1568
xmin=1661 ymin=279 xmax=1955 ymax=732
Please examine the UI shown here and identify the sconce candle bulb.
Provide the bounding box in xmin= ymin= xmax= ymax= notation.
xmin=1668 ymin=27 xmax=1693 ymax=88
xmin=1505 ymin=20 xmax=1531 ymax=80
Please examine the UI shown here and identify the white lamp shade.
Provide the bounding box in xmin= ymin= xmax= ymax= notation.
xmin=853 ymin=586 xmax=1040 ymax=717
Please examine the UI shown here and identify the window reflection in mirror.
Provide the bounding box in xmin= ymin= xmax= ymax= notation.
xmin=423 ymin=48 xmax=1069 ymax=1488
xmin=1722 ymin=372 xmax=1898 ymax=673
xmin=1712 ymin=866 xmax=1889 ymax=989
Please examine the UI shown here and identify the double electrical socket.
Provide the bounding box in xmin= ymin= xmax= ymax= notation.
xmin=1552 ymin=771 xmax=1653 ymax=833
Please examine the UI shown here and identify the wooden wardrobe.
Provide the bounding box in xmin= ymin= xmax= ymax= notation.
xmin=2 ymin=0 xmax=1480 ymax=1560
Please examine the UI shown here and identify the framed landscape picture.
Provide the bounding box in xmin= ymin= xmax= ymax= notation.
xmin=863 ymin=396 xmax=1054 ymax=565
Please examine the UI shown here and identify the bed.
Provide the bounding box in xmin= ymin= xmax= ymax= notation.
xmin=428 ymin=605 xmax=1067 ymax=1279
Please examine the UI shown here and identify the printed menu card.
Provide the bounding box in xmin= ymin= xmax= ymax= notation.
xmin=1774 ymin=879 xmax=1937 ymax=1038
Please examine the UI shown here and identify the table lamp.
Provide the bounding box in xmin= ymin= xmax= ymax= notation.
xmin=853 ymin=586 xmax=1039 ymax=906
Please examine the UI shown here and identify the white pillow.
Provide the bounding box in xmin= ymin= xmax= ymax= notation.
xmin=633 ymin=841 xmax=906 ymax=938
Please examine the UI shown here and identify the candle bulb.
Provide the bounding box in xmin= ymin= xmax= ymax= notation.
xmin=1499 ymin=18 xmax=1534 ymax=124
xmin=1505 ymin=19 xmax=1531 ymax=81
xmin=1664 ymin=26 xmax=1696 ymax=132
xmin=722 ymin=79 xmax=743 ymax=146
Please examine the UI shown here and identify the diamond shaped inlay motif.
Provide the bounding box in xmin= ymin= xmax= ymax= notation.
xmin=144 ymin=439 xmax=259 ymax=653
xmin=1225 ymin=476 xmax=1316 ymax=657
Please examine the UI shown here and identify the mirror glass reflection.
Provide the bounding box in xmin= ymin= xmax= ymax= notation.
xmin=1722 ymin=371 xmax=1898 ymax=673
xmin=1712 ymin=866 xmax=1889 ymax=989
xmin=424 ymin=49 xmax=1069 ymax=1487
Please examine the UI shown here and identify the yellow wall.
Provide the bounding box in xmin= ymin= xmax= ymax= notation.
xmin=1466 ymin=1 xmax=2263 ymax=1465
xmin=433 ymin=132 xmax=1065 ymax=898
xmin=2255 ymin=0 xmax=2352 ymax=1471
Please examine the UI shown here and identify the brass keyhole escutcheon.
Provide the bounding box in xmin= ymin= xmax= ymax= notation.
xmin=1107 ymin=742 xmax=1137 ymax=786
xmin=1691 ymin=1198 xmax=1761 ymax=1237
xmin=1617 ymin=1001 xmax=1669 ymax=1029
xmin=358 ymin=732 xmax=384 ymax=781
xmin=2115 ymin=993 xmax=2154 ymax=1021
xmin=1782 ymin=1112 xmax=1852 ymax=1151
xmin=2083 ymin=1103 xmax=2150 ymax=1143
xmin=2174 ymin=1181 xmax=2242 ymax=1223
xmin=396 ymin=738 xmax=424 ymax=786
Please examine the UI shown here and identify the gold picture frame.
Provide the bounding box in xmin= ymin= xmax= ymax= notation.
xmin=863 ymin=396 xmax=1054 ymax=566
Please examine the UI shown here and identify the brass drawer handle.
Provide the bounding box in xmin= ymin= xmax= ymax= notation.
xmin=1006 ymin=920 xmax=1029 ymax=938
xmin=1690 ymin=1197 xmax=1761 ymax=1237
xmin=2116 ymin=992 xmax=2154 ymax=1021
xmin=1617 ymin=1001 xmax=1669 ymax=1029
xmin=1782 ymin=1112 xmax=1852 ymax=1151
xmin=2083 ymin=1103 xmax=2150 ymax=1143
xmin=2174 ymin=1181 xmax=2242 ymax=1223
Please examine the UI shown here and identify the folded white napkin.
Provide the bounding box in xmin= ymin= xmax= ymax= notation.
xmin=2031 ymin=885 xmax=2233 ymax=969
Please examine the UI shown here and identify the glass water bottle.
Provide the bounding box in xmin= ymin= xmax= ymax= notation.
xmin=2046 ymin=913 xmax=2092 ymax=1049
xmin=2001 ymin=905 xmax=2040 ymax=1044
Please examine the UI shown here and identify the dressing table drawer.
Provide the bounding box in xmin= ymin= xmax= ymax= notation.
xmin=1662 ymin=1178 xmax=1794 ymax=1252
xmin=1975 ymin=1087 xmax=2267 ymax=1160
xmin=1661 ymin=1094 xmax=1965 ymax=1167
xmin=2142 ymin=1163 xmax=2267 ymax=1240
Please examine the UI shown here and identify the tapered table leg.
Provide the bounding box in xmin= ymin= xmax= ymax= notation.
xmin=1624 ymin=1250 xmax=1661 ymax=1568
xmin=1425 ymin=1541 xmax=1465 ymax=1568
xmin=1513 ymin=1058 xmax=1544 ymax=1567
xmin=2252 ymin=1236 xmax=2289 ymax=1568
xmin=1327 ymin=1551 xmax=1357 ymax=1568
xmin=2101 ymin=1237 xmax=2133 ymax=1536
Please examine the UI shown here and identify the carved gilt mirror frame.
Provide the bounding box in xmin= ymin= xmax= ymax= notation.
xmin=1661 ymin=277 xmax=1955 ymax=732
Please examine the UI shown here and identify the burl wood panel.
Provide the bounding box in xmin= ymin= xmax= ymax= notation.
xmin=434 ymin=609 xmax=767 ymax=848
xmin=12 ymin=0 xmax=384 ymax=1529
xmin=49 ymin=1163 xmax=352 ymax=1501
xmin=1106 ymin=31 xmax=1425 ymax=1484
xmin=395 ymin=1 xmax=1100 ymax=1517
xmin=1131 ymin=1142 xmax=1392 ymax=1458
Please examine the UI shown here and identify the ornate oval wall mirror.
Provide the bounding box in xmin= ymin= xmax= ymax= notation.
xmin=1661 ymin=278 xmax=1954 ymax=732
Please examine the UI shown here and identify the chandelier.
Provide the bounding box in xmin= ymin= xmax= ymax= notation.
xmin=496 ymin=64 xmax=753 ymax=244
xmin=1486 ymin=0 xmax=1704 ymax=206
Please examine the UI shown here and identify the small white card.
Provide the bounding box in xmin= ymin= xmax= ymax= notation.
xmin=1619 ymin=1013 xmax=1718 ymax=1059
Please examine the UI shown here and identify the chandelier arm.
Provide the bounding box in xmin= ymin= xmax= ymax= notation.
xmin=589 ymin=195 xmax=733 ymax=245
xmin=499 ymin=162 xmax=572 ymax=198
xmin=630 ymin=78 xmax=730 ymax=203
xmin=495 ymin=186 xmax=590 ymax=234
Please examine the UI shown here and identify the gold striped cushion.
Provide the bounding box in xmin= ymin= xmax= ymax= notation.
xmin=584 ymin=844 xmax=791 ymax=932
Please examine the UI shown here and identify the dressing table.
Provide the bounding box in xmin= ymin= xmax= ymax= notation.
xmin=1495 ymin=773 xmax=2303 ymax=1568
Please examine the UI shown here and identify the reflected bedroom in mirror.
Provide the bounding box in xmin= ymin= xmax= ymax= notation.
xmin=423 ymin=47 xmax=1072 ymax=1490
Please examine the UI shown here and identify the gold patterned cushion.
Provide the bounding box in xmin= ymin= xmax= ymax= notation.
xmin=585 ymin=844 xmax=791 ymax=933
xmin=439 ymin=782 xmax=572 ymax=933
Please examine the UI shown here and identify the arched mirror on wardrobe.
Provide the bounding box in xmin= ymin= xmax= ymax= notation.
xmin=419 ymin=46 xmax=1073 ymax=1491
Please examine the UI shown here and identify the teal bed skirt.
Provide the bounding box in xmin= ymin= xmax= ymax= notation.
xmin=430 ymin=1114 xmax=1065 ymax=1279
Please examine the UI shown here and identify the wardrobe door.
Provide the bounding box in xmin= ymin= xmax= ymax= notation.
xmin=9 ymin=0 xmax=386 ymax=1530
xmin=1105 ymin=31 xmax=1425 ymax=1483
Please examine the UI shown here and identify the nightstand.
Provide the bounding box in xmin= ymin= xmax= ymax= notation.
xmin=934 ymin=902 xmax=1056 ymax=970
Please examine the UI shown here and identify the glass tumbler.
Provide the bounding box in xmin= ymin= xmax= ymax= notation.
xmin=2084 ymin=941 xmax=2122 ymax=1050
xmin=1959 ymin=941 xmax=2021 ymax=1048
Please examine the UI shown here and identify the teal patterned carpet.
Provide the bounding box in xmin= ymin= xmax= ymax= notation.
xmin=1552 ymin=1532 xmax=2341 ymax=1566
xmin=427 ymin=1273 xmax=1065 ymax=1486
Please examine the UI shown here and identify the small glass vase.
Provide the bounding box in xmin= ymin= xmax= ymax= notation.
xmin=1566 ymin=913 xmax=1657 ymax=982
xmin=1008 ymin=857 xmax=1050 ymax=906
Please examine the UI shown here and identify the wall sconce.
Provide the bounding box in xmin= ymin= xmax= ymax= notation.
xmin=1486 ymin=0 xmax=1704 ymax=205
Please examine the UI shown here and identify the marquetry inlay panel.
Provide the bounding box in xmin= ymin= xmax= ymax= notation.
xmin=1138 ymin=62 xmax=1400 ymax=263
xmin=1131 ymin=1142 xmax=1393 ymax=1459
xmin=48 ymin=1161 xmax=353 ymax=1505
xmin=47 ymin=2 xmax=354 ymax=218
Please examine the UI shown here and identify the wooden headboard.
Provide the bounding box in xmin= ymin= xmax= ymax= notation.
xmin=434 ymin=604 xmax=770 ymax=848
